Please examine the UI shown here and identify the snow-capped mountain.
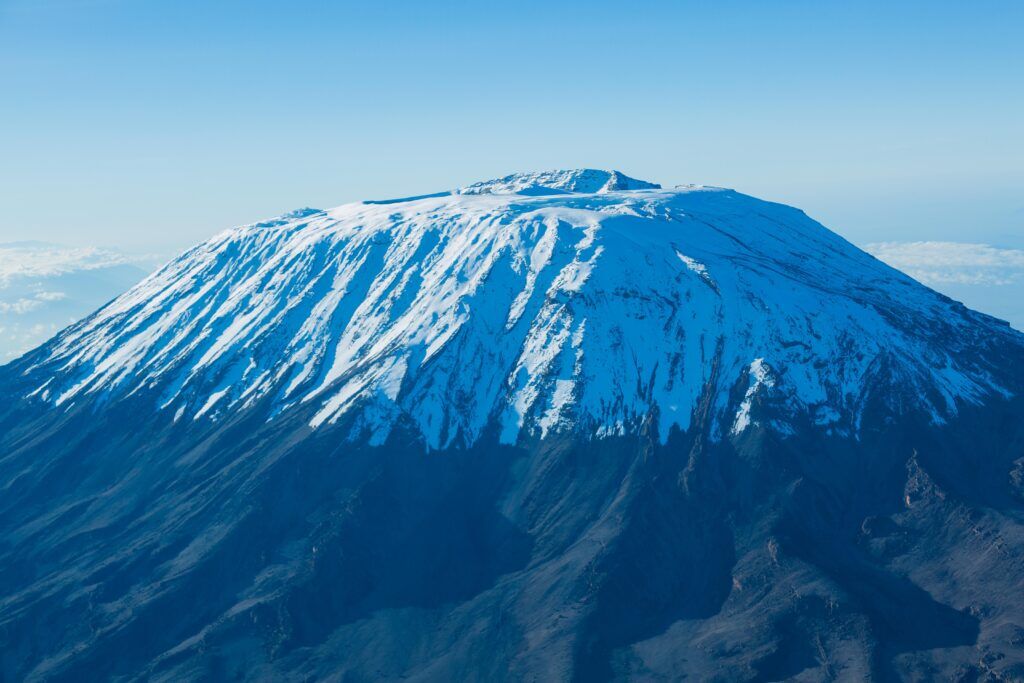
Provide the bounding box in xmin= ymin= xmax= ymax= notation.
xmin=19 ymin=170 xmax=1018 ymax=448
xmin=2 ymin=170 xmax=1024 ymax=682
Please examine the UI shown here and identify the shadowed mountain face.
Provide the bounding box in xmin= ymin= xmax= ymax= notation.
xmin=2 ymin=171 xmax=1024 ymax=682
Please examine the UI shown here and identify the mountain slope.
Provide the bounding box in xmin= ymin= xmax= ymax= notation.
xmin=1 ymin=170 xmax=1023 ymax=682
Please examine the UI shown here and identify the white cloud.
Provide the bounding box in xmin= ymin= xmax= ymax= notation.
xmin=864 ymin=241 xmax=1024 ymax=287
xmin=0 ymin=243 xmax=159 ymax=285
xmin=0 ymin=298 xmax=44 ymax=315
xmin=0 ymin=242 xmax=155 ymax=362
xmin=0 ymin=290 xmax=69 ymax=315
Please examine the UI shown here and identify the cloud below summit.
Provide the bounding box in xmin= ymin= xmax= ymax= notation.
xmin=0 ymin=243 xmax=153 ymax=362
xmin=864 ymin=241 xmax=1024 ymax=329
xmin=865 ymin=241 xmax=1024 ymax=285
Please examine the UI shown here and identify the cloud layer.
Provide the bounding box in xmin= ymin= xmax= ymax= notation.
xmin=0 ymin=243 xmax=152 ymax=361
xmin=865 ymin=241 xmax=1024 ymax=286
xmin=0 ymin=243 xmax=141 ymax=284
xmin=0 ymin=291 xmax=67 ymax=315
xmin=864 ymin=241 xmax=1024 ymax=330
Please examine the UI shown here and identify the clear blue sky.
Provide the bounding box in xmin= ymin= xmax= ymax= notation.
xmin=1 ymin=0 xmax=1021 ymax=255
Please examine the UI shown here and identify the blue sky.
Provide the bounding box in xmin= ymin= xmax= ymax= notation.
xmin=1 ymin=0 xmax=1022 ymax=327
xmin=2 ymin=0 xmax=1020 ymax=248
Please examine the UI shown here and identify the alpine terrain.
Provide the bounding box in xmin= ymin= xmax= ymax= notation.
xmin=2 ymin=169 xmax=1023 ymax=682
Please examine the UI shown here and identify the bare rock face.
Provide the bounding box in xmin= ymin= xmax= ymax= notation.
xmin=1 ymin=171 xmax=1023 ymax=682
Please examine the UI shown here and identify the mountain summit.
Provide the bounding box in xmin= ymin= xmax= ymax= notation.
xmin=2 ymin=171 xmax=1024 ymax=681
xmin=457 ymin=168 xmax=662 ymax=195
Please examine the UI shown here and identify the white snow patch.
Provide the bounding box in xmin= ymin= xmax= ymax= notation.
xmin=194 ymin=388 xmax=229 ymax=420
xmin=732 ymin=359 xmax=775 ymax=435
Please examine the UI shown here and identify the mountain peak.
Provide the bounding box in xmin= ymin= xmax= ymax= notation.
xmin=457 ymin=169 xmax=661 ymax=196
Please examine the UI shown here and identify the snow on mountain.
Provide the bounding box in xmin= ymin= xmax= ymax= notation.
xmin=20 ymin=170 xmax=1020 ymax=448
